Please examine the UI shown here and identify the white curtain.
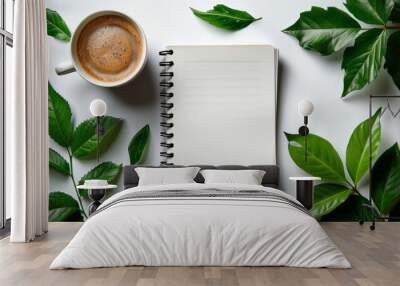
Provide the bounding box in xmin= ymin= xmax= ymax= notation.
xmin=7 ymin=0 xmax=49 ymax=242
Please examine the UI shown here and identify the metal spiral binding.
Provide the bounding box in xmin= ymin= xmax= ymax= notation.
xmin=160 ymin=142 xmax=174 ymax=148
xmin=160 ymin=122 xmax=173 ymax=128
xmin=159 ymin=61 xmax=174 ymax=67
xmin=160 ymin=102 xmax=174 ymax=109
xmin=159 ymin=50 xmax=173 ymax=56
xmin=160 ymin=92 xmax=173 ymax=98
xmin=159 ymin=50 xmax=175 ymax=165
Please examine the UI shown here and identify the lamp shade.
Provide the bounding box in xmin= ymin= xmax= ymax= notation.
xmin=297 ymin=99 xmax=314 ymax=116
xmin=90 ymin=99 xmax=107 ymax=117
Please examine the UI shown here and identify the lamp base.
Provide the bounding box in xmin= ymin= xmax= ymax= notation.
xmin=298 ymin=126 xmax=309 ymax=136
xmin=88 ymin=189 xmax=106 ymax=215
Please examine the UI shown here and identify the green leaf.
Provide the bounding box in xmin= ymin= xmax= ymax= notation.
xmin=385 ymin=31 xmax=400 ymax=89
xmin=346 ymin=108 xmax=381 ymax=185
xmin=78 ymin=162 xmax=122 ymax=198
xmin=49 ymin=192 xmax=83 ymax=222
xmin=46 ymin=8 xmax=71 ymax=42
xmin=49 ymin=191 xmax=79 ymax=210
xmin=389 ymin=0 xmax=400 ymax=22
xmin=79 ymin=162 xmax=122 ymax=185
xmin=310 ymin=184 xmax=352 ymax=220
xmin=79 ymin=190 xmax=86 ymax=198
xmin=344 ymin=0 xmax=394 ymax=25
xmin=49 ymin=148 xmax=70 ymax=175
xmin=342 ymin=29 xmax=388 ymax=97
xmin=285 ymin=133 xmax=347 ymax=183
xmin=48 ymin=83 xmax=74 ymax=147
xmin=372 ymin=143 xmax=400 ymax=214
xmin=322 ymin=194 xmax=373 ymax=221
xmin=283 ymin=7 xmax=361 ymax=56
xmin=389 ymin=203 xmax=400 ymax=219
xmin=128 ymin=125 xmax=150 ymax=165
xmin=190 ymin=4 xmax=262 ymax=31
xmin=71 ymin=116 xmax=123 ymax=159
xmin=49 ymin=208 xmax=82 ymax=222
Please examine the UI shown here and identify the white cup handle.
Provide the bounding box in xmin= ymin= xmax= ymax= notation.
xmin=55 ymin=62 xmax=76 ymax=75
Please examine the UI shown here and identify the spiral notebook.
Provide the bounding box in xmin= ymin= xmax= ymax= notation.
xmin=159 ymin=45 xmax=278 ymax=165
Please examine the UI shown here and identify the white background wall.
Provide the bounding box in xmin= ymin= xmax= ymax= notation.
xmin=46 ymin=0 xmax=400 ymax=203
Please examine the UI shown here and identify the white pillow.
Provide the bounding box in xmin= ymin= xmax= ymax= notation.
xmin=200 ymin=169 xmax=266 ymax=185
xmin=135 ymin=167 xmax=201 ymax=186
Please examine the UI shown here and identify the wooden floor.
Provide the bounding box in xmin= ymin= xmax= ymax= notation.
xmin=0 ymin=223 xmax=399 ymax=286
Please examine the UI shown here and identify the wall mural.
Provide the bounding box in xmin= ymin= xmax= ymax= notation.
xmin=46 ymin=3 xmax=400 ymax=223
xmin=45 ymin=5 xmax=266 ymax=222
xmin=46 ymin=9 xmax=150 ymax=221
xmin=284 ymin=1 xmax=400 ymax=221
xmin=285 ymin=109 xmax=400 ymax=221
xmin=190 ymin=4 xmax=262 ymax=31
xmin=283 ymin=0 xmax=400 ymax=98
xmin=47 ymin=8 xmax=71 ymax=42
xmin=48 ymin=83 xmax=150 ymax=221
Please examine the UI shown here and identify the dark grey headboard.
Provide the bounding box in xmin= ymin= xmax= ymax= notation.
xmin=123 ymin=165 xmax=279 ymax=189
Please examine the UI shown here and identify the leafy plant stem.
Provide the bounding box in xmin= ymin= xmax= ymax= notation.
xmin=342 ymin=178 xmax=364 ymax=198
xmin=345 ymin=179 xmax=354 ymax=189
xmin=341 ymin=178 xmax=361 ymax=196
xmin=359 ymin=25 xmax=400 ymax=30
xmin=343 ymin=180 xmax=361 ymax=196
xmin=351 ymin=186 xmax=362 ymax=197
xmin=67 ymin=148 xmax=87 ymax=219
xmin=384 ymin=24 xmax=400 ymax=30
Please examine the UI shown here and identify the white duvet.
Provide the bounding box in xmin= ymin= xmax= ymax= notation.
xmin=50 ymin=183 xmax=351 ymax=269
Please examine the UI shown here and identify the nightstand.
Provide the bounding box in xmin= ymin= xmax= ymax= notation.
xmin=289 ymin=177 xmax=321 ymax=210
xmin=77 ymin=183 xmax=117 ymax=215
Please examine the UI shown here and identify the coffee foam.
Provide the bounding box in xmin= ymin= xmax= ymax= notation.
xmin=76 ymin=15 xmax=144 ymax=83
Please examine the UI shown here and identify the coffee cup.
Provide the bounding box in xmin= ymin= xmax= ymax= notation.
xmin=55 ymin=11 xmax=147 ymax=88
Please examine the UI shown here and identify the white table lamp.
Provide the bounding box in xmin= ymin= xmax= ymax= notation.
xmin=297 ymin=99 xmax=314 ymax=161
xmin=89 ymin=99 xmax=107 ymax=162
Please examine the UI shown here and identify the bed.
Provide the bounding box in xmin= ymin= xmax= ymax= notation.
xmin=50 ymin=165 xmax=350 ymax=269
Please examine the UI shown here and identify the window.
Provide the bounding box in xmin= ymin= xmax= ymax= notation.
xmin=0 ymin=0 xmax=13 ymax=231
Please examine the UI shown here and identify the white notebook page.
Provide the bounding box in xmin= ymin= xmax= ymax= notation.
xmin=164 ymin=45 xmax=278 ymax=165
